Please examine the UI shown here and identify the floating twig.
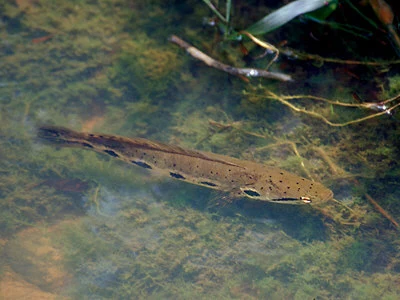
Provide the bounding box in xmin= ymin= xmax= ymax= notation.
xmin=169 ymin=35 xmax=292 ymax=82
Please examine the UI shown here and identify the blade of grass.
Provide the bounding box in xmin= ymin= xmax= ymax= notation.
xmin=203 ymin=0 xmax=227 ymax=23
xmin=246 ymin=0 xmax=337 ymax=35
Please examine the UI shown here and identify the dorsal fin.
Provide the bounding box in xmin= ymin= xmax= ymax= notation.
xmin=86 ymin=134 xmax=243 ymax=168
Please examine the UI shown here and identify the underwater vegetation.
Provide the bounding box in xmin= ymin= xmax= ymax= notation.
xmin=1 ymin=0 xmax=400 ymax=298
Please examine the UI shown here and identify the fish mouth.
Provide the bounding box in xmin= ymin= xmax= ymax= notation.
xmin=313 ymin=188 xmax=334 ymax=205
xmin=323 ymin=189 xmax=334 ymax=202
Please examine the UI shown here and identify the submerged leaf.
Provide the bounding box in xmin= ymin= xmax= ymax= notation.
xmin=246 ymin=0 xmax=337 ymax=35
xmin=369 ymin=0 xmax=393 ymax=26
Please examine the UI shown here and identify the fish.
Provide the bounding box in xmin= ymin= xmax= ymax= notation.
xmin=37 ymin=126 xmax=333 ymax=205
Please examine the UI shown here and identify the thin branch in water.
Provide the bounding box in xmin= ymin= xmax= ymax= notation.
xmin=282 ymin=93 xmax=400 ymax=108
xmin=169 ymin=35 xmax=292 ymax=82
xmin=280 ymin=47 xmax=400 ymax=66
xmin=249 ymin=90 xmax=400 ymax=127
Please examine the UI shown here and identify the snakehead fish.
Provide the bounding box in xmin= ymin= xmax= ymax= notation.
xmin=37 ymin=126 xmax=333 ymax=205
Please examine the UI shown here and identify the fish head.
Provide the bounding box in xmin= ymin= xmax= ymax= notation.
xmin=238 ymin=168 xmax=333 ymax=205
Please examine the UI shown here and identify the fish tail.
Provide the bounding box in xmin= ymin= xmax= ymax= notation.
xmin=37 ymin=125 xmax=83 ymax=146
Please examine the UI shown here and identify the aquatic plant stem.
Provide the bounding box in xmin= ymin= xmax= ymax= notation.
xmin=208 ymin=119 xmax=268 ymax=139
xmin=312 ymin=147 xmax=399 ymax=229
xmin=365 ymin=193 xmax=399 ymax=229
xmin=344 ymin=0 xmax=378 ymax=29
xmin=202 ymin=0 xmax=227 ymax=23
xmin=169 ymin=35 xmax=292 ymax=81
xmin=239 ymin=31 xmax=279 ymax=70
xmin=312 ymin=146 xmax=343 ymax=176
xmin=280 ymin=47 xmax=400 ymax=66
xmin=263 ymin=90 xmax=400 ymax=127
xmin=226 ymin=0 xmax=231 ymax=25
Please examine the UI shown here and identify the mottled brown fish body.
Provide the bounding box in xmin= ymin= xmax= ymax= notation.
xmin=38 ymin=126 xmax=333 ymax=205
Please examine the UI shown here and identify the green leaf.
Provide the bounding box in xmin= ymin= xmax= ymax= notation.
xmin=246 ymin=0 xmax=338 ymax=35
xmin=307 ymin=1 xmax=338 ymax=20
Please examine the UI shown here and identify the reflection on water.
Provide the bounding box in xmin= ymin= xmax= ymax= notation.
xmin=1 ymin=0 xmax=400 ymax=299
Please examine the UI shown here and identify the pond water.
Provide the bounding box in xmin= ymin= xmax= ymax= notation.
xmin=1 ymin=1 xmax=400 ymax=299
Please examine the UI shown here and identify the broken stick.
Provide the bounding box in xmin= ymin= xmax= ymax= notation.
xmin=169 ymin=35 xmax=292 ymax=82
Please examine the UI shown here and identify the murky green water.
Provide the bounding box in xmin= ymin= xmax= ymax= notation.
xmin=1 ymin=1 xmax=400 ymax=299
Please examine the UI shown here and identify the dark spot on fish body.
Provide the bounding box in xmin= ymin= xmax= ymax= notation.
xmin=170 ymin=172 xmax=185 ymax=179
xmin=200 ymin=181 xmax=217 ymax=187
xmin=243 ymin=190 xmax=261 ymax=197
xmin=81 ymin=142 xmax=93 ymax=148
xmin=104 ymin=149 xmax=119 ymax=157
xmin=132 ymin=161 xmax=152 ymax=169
